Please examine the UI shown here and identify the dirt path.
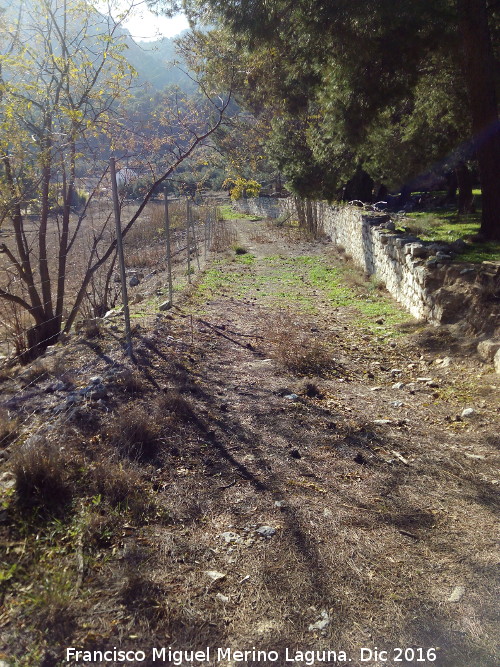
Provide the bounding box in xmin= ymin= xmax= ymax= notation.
xmin=2 ymin=214 xmax=499 ymax=666
xmin=137 ymin=216 xmax=498 ymax=666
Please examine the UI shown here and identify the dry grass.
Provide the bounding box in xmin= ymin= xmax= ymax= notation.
xmin=0 ymin=408 xmax=20 ymax=447
xmin=89 ymin=458 xmax=157 ymax=523
xmin=211 ymin=217 xmax=237 ymax=252
xmin=18 ymin=359 xmax=50 ymax=386
xmin=2 ymin=214 xmax=499 ymax=667
xmin=158 ymin=389 xmax=194 ymax=423
xmin=77 ymin=318 xmax=102 ymax=340
xmin=125 ymin=243 xmax=165 ymax=269
xmin=27 ymin=568 xmax=78 ymax=642
xmin=106 ymin=402 xmax=163 ymax=461
xmin=262 ymin=310 xmax=335 ymax=376
xmin=12 ymin=436 xmax=78 ymax=511
xmin=113 ymin=367 xmax=147 ymax=394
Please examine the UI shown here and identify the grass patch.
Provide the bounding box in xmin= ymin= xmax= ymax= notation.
xmin=193 ymin=254 xmax=411 ymax=336
xmin=404 ymin=209 xmax=500 ymax=262
xmin=459 ymin=242 xmax=500 ymax=263
xmin=12 ymin=436 xmax=80 ymax=513
xmin=219 ymin=204 xmax=261 ymax=220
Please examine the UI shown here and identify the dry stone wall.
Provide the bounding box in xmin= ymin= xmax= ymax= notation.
xmin=235 ymin=197 xmax=500 ymax=338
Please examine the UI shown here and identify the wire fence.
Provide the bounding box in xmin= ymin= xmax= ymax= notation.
xmin=0 ymin=175 xmax=230 ymax=453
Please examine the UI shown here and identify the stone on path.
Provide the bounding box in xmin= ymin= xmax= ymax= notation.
xmin=308 ymin=610 xmax=330 ymax=632
xmin=220 ymin=531 xmax=242 ymax=544
xmin=448 ymin=586 xmax=465 ymax=602
xmin=494 ymin=348 xmax=500 ymax=375
xmin=205 ymin=570 xmax=226 ymax=582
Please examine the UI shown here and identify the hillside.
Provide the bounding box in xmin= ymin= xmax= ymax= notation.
xmin=0 ymin=208 xmax=498 ymax=667
xmin=1 ymin=0 xmax=193 ymax=92
xmin=122 ymin=33 xmax=195 ymax=92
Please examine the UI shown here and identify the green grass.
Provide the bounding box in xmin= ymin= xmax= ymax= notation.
xmin=459 ymin=243 xmax=500 ymax=263
xmin=192 ymin=254 xmax=411 ymax=337
xmin=234 ymin=252 xmax=256 ymax=265
xmin=219 ymin=204 xmax=262 ymax=221
xmin=404 ymin=210 xmax=480 ymax=241
xmin=404 ymin=209 xmax=500 ymax=263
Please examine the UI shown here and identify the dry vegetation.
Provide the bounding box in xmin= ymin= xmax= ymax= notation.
xmin=261 ymin=310 xmax=338 ymax=377
xmin=0 ymin=209 xmax=498 ymax=667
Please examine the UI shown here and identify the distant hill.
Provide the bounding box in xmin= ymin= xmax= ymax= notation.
xmin=122 ymin=32 xmax=196 ymax=92
xmin=1 ymin=0 xmax=194 ymax=93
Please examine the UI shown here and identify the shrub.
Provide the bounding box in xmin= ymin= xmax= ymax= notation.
xmin=12 ymin=436 xmax=76 ymax=512
xmin=233 ymin=245 xmax=248 ymax=255
xmin=158 ymin=390 xmax=193 ymax=423
xmin=107 ymin=404 xmax=162 ymax=461
xmin=0 ymin=409 xmax=20 ymax=448
xmin=263 ymin=311 xmax=334 ymax=377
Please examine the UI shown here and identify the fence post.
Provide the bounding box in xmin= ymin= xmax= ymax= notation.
xmin=109 ymin=157 xmax=133 ymax=359
xmin=204 ymin=208 xmax=209 ymax=259
xmin=186 ymin=198 xmax=192 ymax=284
xmin=190 ymin=203 xmax=201 ymax=271
xmin=164 ymin=187 xmax=173 ymax=305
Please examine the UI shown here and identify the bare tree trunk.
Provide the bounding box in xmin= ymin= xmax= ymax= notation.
xmin=456 ymin=162 xmax=474 ymax=214
xmin=458 ymin=0 xmax=500 ymax=240
xmin=2 ymin=156 xmax=45 ymax=323
xmin=55 ymin=137 xmax=75 ymax=329
xmin=39 ymin=125 xmax=54 ymax=317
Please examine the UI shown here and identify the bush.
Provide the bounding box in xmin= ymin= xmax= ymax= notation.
xmin=263 ymin=311 xmax=334 ymax=376
xmin=233 ymin=245 xmax=249 ymax=255
xmin=107 ymin=404 xmax=162 ymax=462
xmin=12 ymin=436 xmax=76 ymax=512
xmin=158 ymin=390 xmax=194 ymax=423
xmin=0 ymin=409 xmax=20 ymax=448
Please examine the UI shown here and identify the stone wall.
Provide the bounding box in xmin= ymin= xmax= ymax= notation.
xmin=235 ymin=197 xmax=500 ymax=337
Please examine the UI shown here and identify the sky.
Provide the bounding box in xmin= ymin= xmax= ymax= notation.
xmin=122 ymin=7 xmax=189 ymax=40
xmin=97 ymin=0 xmax=190 ymax=41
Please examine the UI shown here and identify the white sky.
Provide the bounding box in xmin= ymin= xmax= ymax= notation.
xmin=97 ymin=1 xmax=190 ymax=41
xmin=123 ymin=8 xmax=189 ymax=40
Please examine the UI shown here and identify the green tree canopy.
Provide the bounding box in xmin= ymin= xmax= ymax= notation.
xmin=163 ymin=0 xmax=500 ymax=239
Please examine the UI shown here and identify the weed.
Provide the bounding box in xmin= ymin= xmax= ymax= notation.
xmin=158 ymin=390 xmax=194 ymax=423
xmin=117 ymin=544 xmax=166 ymax=622
xmin=210 ymin=217 xmax=237 ymax=252
xmin=235 ymin=252 xmax=256 ymax=265
xmin=0 ymin=408 xmax=19 ymax=447
xmin=12 ymin=436 xmax=77 ymax=512
xmin=81 ymin=319 xmax=101 ymax=340
xmin=297 ymin=378 xmax=324 ymax=398
xmin=18 ymin=359 xmax=50 ymax=385
xmin=263 ymin=311 xmax=334 ymax=377
xmin=82 ymin=508 xmax=120 ymax=547
xmin=126 ymin=244 xmax=165 ymax=269
xmin=114 ymin=368 xmax=147 ymax=394
xmin=107 ymin=404 xmax=162 ymax=461
xmin=219 ymin=204 xmax=259 ymax=220
xmin=233 ymin=245 xmax=248 ymax=255
xmin=27 ymin=568 xmax=77 ymax=641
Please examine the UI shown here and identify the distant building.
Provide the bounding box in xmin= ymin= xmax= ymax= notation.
xmin=115 ymin=168 xmax=139 ymax=187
